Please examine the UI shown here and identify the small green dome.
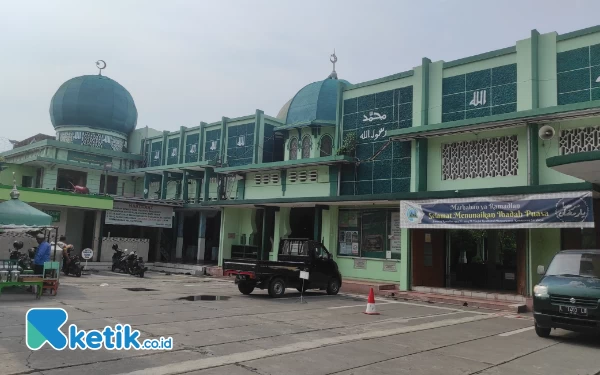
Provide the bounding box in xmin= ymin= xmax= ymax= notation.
xmin=277 ymin=78 xmax=349 ymax=125
xmin=50 ymin=75 xmax=137 ymax=134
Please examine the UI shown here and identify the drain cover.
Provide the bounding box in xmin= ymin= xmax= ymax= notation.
xmin=124 ymin=288 xmax=158 ymax=292
xmin=178 ymin=295 xmax=230 ymax=301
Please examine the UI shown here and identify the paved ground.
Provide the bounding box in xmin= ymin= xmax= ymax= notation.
xmin=1 ymin=271 xmax=599 ymax=375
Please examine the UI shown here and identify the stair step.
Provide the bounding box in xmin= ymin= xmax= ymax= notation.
xmin=390 ymin=291 xmax=527 ymax=313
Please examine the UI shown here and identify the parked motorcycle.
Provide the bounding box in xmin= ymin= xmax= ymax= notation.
xmin=62 ymin=247 xmax=83 ymax=277
xmin=111 ymin=244 xmax=129 ymax=273
xmin=9 ymin=241 xmax=34 ymax=271
xmin=126 ymin=250 xmax=147 ymax=278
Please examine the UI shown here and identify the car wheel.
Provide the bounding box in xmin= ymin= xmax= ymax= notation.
xmin=326 ymin=278 xmax=340 ymax=295
xmin=76 ymin=270 xmax=81 ymax=277
xmin=534 ymin=323 xmax=551 ymax=338
xmin=111 ymin=264 xmax=116 ymax=272
xmin=268 ymin=278 xmax=286 ymax=298
xmin=238 ymin=282 xmax=255 ymax=295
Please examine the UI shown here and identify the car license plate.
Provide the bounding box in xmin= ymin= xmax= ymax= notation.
xmin=559 ymin=305 xmax=588 ymax=316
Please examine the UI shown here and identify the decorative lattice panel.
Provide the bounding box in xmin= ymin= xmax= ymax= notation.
xmin=58 ymin=131 xmax=126 ymax=152
xmin=559 ymin=126 xmax=600 ymax=155
xmin=441 ymin=136 xmax=518 ymax=180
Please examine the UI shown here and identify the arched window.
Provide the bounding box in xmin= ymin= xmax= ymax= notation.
xmin=289 ymin=137 xmax=298 ymax=160
xmin=319 ymin=135 xmax=333 ymax=157
xmin=302 ymin=136 xmax=311 ymax=159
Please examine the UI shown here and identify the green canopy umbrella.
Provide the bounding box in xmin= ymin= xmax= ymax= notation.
xmin=0 ymin=181 xmax=52 ymax=226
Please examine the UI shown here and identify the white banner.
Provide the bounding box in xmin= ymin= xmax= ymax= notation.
xmin=106 ymin=202 xmax=173 ymax=228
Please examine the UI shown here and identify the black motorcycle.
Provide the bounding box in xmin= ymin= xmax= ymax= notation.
xmin=111 ymin=244 xmax=129 ymax=273
xmin=126 ymin=250 xmax=147 ymax=278
xmin=63 ymin=250 xmax=83 ymax=277
xmin=9 ymin=241 xmax=34 ymax=271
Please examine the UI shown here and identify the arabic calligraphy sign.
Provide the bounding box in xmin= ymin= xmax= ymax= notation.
xmin=400 ymin=192 xmax=594 ymax=229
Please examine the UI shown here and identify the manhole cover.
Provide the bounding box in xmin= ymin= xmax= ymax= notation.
xmin=124 ymin=288 xmax=158 ymax=292
xmin=178 ymin=295 xmax=230 ymax=301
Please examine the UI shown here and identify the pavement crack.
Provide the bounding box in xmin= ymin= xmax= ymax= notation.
xmin=467 ymin=340 xmax=563 ymax=374
xmin=236 ymin=363 xmax=268 ymax=375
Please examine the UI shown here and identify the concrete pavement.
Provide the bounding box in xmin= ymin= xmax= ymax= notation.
xmin=0 ymin=271 xmax=598 ymax=375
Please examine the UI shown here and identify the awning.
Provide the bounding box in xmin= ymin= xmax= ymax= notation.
xmin=388 ymin=100 xmax=600 ymax=141
xmin=214 ymin=155 xmax=354 ymax=174
xmin=547 ymin=151 xmax=600 ymax=184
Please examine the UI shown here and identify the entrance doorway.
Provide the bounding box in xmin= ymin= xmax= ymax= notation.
xmin=447 ymin=229 xmax=523 ymax=293
xmin=412 ymin=229 xmax=527 ymax=295
xmin=289 ymin=208 xmax=315 ymax=239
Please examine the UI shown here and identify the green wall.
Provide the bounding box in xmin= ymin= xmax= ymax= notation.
xmin=529 ymin=228 xmax=561 ymax=289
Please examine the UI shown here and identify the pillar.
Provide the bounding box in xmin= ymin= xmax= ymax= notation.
xmin=161 ymin=171 xmax=168 ymax=199
xmin=314 ymin=206 xmax=324 ymax=241
xmin=203 ymin=168 xmax=213 ymax=201
xmin=195 ymin=176 xmax=202 ymax=203
xmin=272 ymin=207 xmax=291 ymax=261
xmin=182 ymin=171 xmax=189 ymax=202
xmin=175 ymin=212 xmax=184 ymax=260
xmin=143 ymin=173 xmax=151 ymax=199
xmin=197 ymin=212 xmax=207 ymax=262
xmin=93 ymin=210 xmax=103 ymax=261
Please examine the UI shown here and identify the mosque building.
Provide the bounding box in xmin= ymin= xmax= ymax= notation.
xmin=3 ymin=25 xmax=600 ymax=305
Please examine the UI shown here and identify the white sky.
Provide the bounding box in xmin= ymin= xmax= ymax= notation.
xmin=0 ymin=0 xmax=598 ymax=142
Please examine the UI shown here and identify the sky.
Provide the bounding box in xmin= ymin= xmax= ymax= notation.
xmin=1 ymin=0 xmax=599 ymax=145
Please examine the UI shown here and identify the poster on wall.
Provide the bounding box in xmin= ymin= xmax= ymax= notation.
xmin=361 ymin=211 xmax=386 ymax=253
xmin=106 ymin=202 xmax=173 ymax=228
xmin=339 ymin=211 xmax=359 ymax=227
xmin=390 ymin=212 xmax=401 ymax=253
xmin=400 ymin=192 xmax=594 ymax=229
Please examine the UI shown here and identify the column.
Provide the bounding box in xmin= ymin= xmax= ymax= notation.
xmin=203 ymin=168 xmax=213 ymax=201
xmin=143 ymin=173 xmax=151 ymax=199
xmin=182 ymin=171 xmax=189 ymax=202
xmin=197 ymin=212 xmax=207 ymax=262
xmin=175 ymin=212 xmax=184 ymax=260
xmin=92 ymin=210 xmax=103 ymax=261
xmin=161 ymin=171 xmax=168 ymax=199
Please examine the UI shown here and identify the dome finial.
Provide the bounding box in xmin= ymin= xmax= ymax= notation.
xmin=96 ymin=60 xmax=106 ymax=76
xmin=10 ymin=172 xmax=20 ymax=200
xmin=328 ymin=49 xmax=338 ymax=80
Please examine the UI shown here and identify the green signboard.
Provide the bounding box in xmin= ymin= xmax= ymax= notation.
xmin=42 ymin=209 xmax=61 ymax=223
xmin=67 ymin=151 xmax=112 ymax=165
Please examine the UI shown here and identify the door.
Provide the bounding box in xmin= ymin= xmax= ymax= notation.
xmin=310 ymin=243 xmax=333 ymax=288
xmin=412 ymin=229 xmax=446 ymax=287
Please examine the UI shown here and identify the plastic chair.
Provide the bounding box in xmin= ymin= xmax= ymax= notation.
xmin=43 ymin=261 xmax=60 ymax=295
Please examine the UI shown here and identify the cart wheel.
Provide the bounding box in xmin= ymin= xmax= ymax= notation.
xmin=326 ymin=278 xmax=340 ymax=295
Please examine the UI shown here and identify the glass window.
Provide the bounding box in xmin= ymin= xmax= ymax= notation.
xmin=302 ymin=136 xmax=311 ymax=159
xmin=319 ymin=135 xmax=333 ymax=157
xmin=546 ymin=253 xmax=600 ymax=279
xmin=289 ymin=137 xmax=298 ymax=160
xmin=337 ymin=209 xmax=401 ymax=260
xmin=56 ymin=169 xmax=87 ymax=192
xmin=21 ymin=176 xmax=33 ymax=188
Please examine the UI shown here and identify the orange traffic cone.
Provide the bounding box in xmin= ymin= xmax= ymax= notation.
xmin=364 ymin=287 xmax=380 ymax=315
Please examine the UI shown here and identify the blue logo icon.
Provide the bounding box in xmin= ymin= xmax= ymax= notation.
xmin=26 ymin=308 xmax=172 ymax=351
xmin=26 ymin=308 xmax=69 ymax=350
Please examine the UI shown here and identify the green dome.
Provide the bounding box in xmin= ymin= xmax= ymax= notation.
xmin=50 ymin=75 xmax=137 ymax=134
xmin=277 ymin=78 xmax=349 ymax=125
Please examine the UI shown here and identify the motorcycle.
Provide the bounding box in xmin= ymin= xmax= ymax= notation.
xmin=111 ymin=244 xmax=129 ymax=273
xmin=9 ymin=241 xmax=34 ymax=271
xmin=62 ymin=247 xmax=83 ymax=277
xmin=126 ymin=250 xmax=147 ymax=278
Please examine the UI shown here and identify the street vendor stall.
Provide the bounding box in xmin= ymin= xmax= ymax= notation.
xmin=0 ymin=175 xmax=59 ymax=299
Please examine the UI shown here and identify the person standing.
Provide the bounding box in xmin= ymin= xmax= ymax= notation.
xmin=33 ymin=233 xmax=51 ymax=276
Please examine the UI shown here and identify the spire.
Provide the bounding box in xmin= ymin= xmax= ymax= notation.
xmin=9 ymin=172 xmax=20 ymax=200
xmin=327 ymin=49 xmax=338 ymax=80
xmin=96 ymin=60 xmax=106 ymax=76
